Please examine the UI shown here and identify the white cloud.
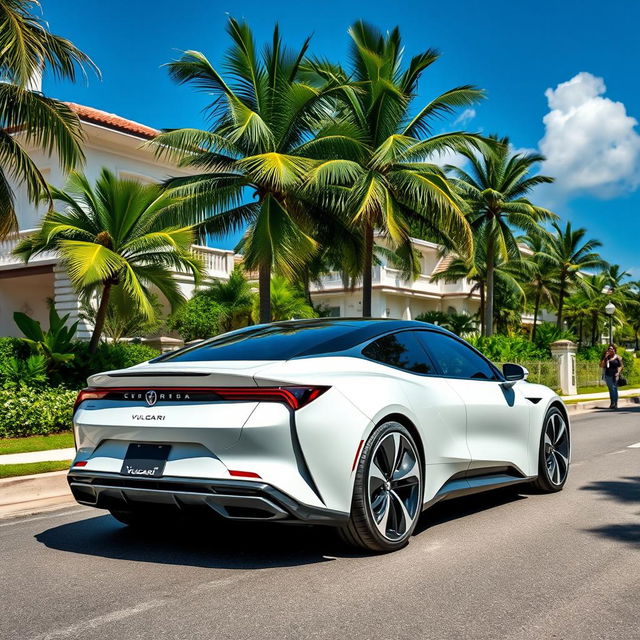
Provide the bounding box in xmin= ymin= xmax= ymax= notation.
xmin=454 ymin=108 xmax=476 ymax=126
xmin=539 ymin=72 xmax=640 ymax=198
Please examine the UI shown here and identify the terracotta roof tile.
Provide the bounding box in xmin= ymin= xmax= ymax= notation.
xmin=66 ymin=103 xmax=159 ymax=139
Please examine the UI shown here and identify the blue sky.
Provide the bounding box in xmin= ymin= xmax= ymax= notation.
xmin=41 ymin=0 xmax=640 ymax=273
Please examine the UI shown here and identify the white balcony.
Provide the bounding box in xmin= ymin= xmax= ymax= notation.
xmin=0 ymin=231 xmax=235 ymax=280
xmin=311 ymin=264 xmax=476 ymax=299
xmin=0 ymin=229 xmax=57 ymax=269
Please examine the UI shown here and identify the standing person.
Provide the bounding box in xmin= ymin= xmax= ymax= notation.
xmin=600 ymin=344 xmax=624 ymax=410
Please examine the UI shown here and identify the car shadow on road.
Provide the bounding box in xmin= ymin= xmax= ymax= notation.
xmin=35 ymin=488 xmax=529 ymax=568
xmin=580 ymin=476 xmax=640 ymax=547
xmin=414 ymin=486 xmax=527 ymax=536
xmin=35 ymin=513 xmax=353 ymax=569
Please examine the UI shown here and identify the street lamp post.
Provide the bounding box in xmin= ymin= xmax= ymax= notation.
xmin=605 ymin=301 xmax=616 ymax=344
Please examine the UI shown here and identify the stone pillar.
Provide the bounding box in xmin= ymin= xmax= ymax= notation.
xmin=550 ymin=340 xmax=577 ymax=395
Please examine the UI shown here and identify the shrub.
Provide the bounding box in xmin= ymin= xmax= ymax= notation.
xmin=468 ymin=335 xmax=547 ymax=361
xmin=0 ymin=387 xmax=76 ymax=438
xmin=60 ymin=342 xmax=161 ymax=388
xmin=2 ymin=355 xmax=48 ymax=389
xmin=168 ymin=294 xmax=227 ymax=342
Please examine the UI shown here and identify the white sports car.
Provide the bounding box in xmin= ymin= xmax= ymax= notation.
xmin=69 ymin=319 xmax=570 ymax=552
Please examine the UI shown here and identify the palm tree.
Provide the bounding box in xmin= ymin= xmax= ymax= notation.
xmin=0 ymin=0 xmax=99 ymax=236
xmin=150 ymin=18 xmax=351 ymax=323
xmin=14 ymin=169 xmax=203 ymax=352
xmin=540 ymin=222 xmax=607 ymax=329
xmin=447 ymin=136 xmax=556 ymax=335
xmin=205 ymin=266 xmax=254 ymax=331
xmin=431 ymin=227 xmax=533 ymax=334
xmin=521 ymin=232 xmax=558 ymax=340
xmin=254 ymin=276 xmax=316 ymax=322
xmin=305 ymin=22 xmax=485 ymax=316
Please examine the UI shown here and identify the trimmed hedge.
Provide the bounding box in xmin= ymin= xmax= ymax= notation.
xmin=0 ymin=388 xmax=76 ymax=438
xmin=56 ymin=342 xmax=160 ymax=388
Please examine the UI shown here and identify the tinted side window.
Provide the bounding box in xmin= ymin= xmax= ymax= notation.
xmin=362 ymin=331 xmax=435 ymax=374
xmin=417 ymin=331 xmax=498 ymax=380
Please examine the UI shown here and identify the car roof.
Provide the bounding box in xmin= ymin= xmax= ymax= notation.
xmin=155 ymin=318 xmax=453 ymax=363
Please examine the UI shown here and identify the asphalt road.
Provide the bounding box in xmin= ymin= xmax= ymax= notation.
xmin=2 ymin=408 xmax=639 ymax=640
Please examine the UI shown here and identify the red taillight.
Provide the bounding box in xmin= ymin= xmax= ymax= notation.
xmin=73 ymin=388 xmax=110 ymax=413
xmin=73 ymin=460 xmax=88 ymax=467
xmin=229 ymin=470 xmax=261 ymax=479
xmin=72 ymin=385 xmax=329 ymax=412
xmin=214 ymin=386 xmax=329 ymax=410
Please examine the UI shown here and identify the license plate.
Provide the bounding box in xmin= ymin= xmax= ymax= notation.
xmin=120 ymin=443 xmax=171 ymax=478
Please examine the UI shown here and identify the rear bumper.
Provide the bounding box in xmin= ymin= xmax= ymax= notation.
xmin=67 ymin=471 xmax=349 ymax=526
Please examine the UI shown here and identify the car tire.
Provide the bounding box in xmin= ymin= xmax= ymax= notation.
xmin=339 ymin=421 xmax=423 ymax=553
xmin=531 ymin=406 xmax=570 ymax=493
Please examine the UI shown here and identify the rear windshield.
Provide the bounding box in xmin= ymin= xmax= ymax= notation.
xmin=157 ymin=322 xmax=366 ymax=362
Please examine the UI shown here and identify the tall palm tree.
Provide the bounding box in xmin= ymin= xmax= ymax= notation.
xmin=447 ymin=136 xmax=556 ymax=335
xmin=150 ymin=18 xmax=351 ymax=323
xmin=521 ymin=232 xmax=559 ymax=340
xmin=305 ymin=22 xmax=485 ymax=316
xmin=14 ymin=169 xmax=203 ymax=352
xmin=0 ymin=0 xmax=99 ymax=236
xmin=431 ymin=227 xmax=533 ymax=334
xmin=540 ymin=221 xmax=607 ymax=329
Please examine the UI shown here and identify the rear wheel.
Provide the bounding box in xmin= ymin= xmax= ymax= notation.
xmin=531 ymin=406 xmax=570 ymax=492
xmin=339 ymin=421 xmax=423 ymax=553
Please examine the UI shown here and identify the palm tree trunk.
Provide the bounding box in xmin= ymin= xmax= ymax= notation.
xmin=302 ymin=268 xmax=313 ymax=307
xmin=591 ymin=312 xmax=598 ymax=346
xmin=258 ymin=263 xmax=271 ymax=324
xmin=89 ymin=282 xmax=112 ymax=354
xmin=532 ymin=289 xmax=541 ymax=341
xmin=479 ymin=283 xmax=485 ymax=335
xmin=578 ymin=317 xmax=583 ymax=347
xmin=484 ymin=233 xmax=495 ymax=336
xmin=556 ymin=280 xmax=565 ymax=329
xmin=362 ymin=222 xmax=374 ymax=317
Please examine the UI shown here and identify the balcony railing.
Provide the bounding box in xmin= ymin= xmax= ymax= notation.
xmin=1 ymin=231 xmax=234 ymax=280
xmin=311 ymin=264 xmax=475 ymax=297
xmin=0 ymin=229 xmax=57 ymax=267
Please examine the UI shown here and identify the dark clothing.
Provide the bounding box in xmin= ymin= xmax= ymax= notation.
xmin=603 ymin=355 xmax=622 ymax=378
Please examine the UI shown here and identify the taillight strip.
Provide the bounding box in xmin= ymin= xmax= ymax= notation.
xmin=73 ymin=385 xmax=329 ymax=413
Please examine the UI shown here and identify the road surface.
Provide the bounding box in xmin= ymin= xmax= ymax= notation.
xmin=1 ymin=408 xmax=639 ymax=640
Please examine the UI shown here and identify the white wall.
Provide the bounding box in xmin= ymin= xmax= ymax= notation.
xmin=0 ymin=270 xmax=54 ymax=336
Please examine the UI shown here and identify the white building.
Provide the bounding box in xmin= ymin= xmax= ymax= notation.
xmin=0 ymin=103 xmax=235 ymax=338
xmin=0 ymin=103 xmax=482 ymax=338
xmin=310 ymin=238 xmax=480 ymax=319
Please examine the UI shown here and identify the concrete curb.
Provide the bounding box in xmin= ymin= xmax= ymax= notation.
xmin=0 ymin=470 xmax=72 ymax=514
xmin=565 ymin=395 xmax=640 ymax=414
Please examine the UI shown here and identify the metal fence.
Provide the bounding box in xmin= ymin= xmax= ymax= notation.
xmin=495 ymin=360 xmax=560 ymax=390
xmin=575 ymin=361 xmax=605 ymax=389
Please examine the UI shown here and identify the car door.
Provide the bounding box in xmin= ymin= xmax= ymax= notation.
xmin=361 ymin=330 xmax=471 ymax=503
xmin=416 ymin=330 xmax=532 ymax=476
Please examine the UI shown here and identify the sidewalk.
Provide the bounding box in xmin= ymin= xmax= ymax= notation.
xmin=0 ymin=447 xmax=75 ymax=465
xmin=561 ymin=387 xmax=640 ymax=402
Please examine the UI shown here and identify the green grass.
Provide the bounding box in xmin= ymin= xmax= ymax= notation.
xmin=576 ymin=384 xmax=640 ymax=395
xmin=0 ymin=459 xmax=71 ymax=479
xmin=0 ymin=432 xmax=74 ymax=456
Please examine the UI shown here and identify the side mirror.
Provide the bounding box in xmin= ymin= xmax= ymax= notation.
xmin=502 ymin=363 xmax=529 ymax=388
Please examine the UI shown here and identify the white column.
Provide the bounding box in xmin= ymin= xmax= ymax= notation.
xmin=550 ymin=340 xmax=578 ymax=395
xmin=53 ymin=263 xmax=93 ymax=340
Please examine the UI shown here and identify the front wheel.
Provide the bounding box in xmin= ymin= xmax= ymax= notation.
xmin=339 ymin=421 xmax=423 ymax=553
xmin=531 ymin=406 xmax=570 ymax=493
